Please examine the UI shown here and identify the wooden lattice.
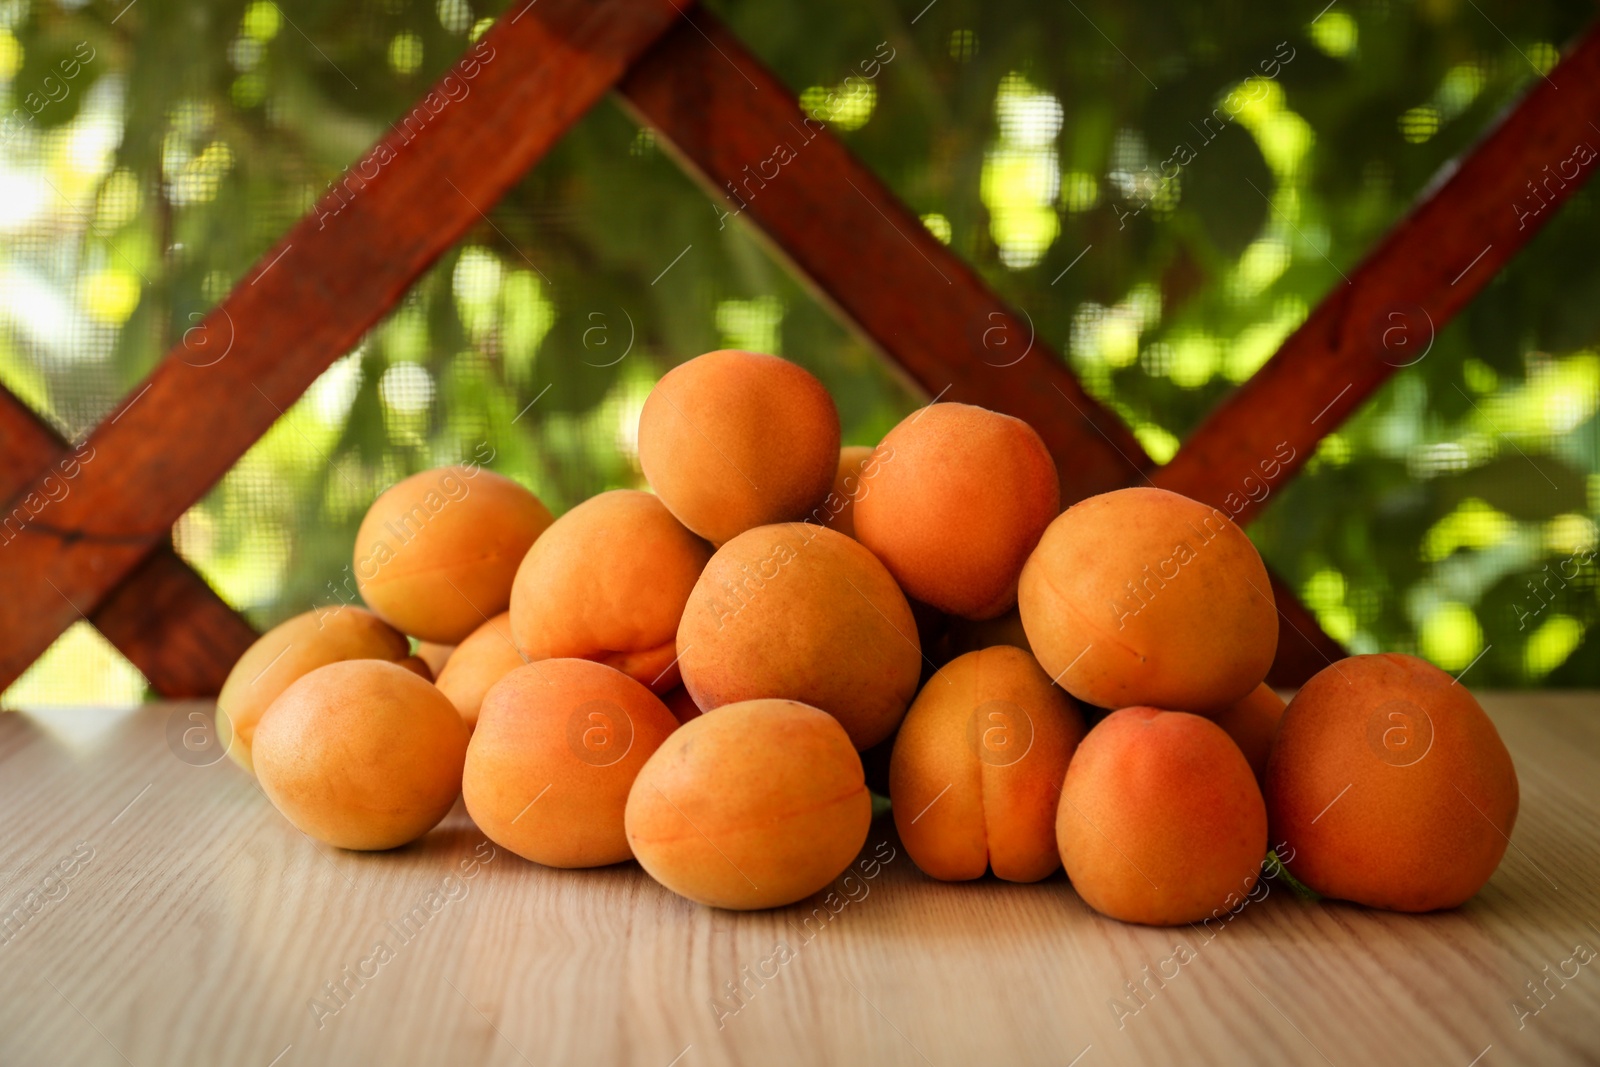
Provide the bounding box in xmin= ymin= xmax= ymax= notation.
xmin=2 ymin=0 xmax=1597 ymax=696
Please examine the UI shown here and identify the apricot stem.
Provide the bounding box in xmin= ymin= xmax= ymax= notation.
xmin=1264 ymin=850 xmax=1320 ymax=901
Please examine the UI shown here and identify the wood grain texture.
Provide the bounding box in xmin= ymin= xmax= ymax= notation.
xmin=617 ymin=12 xmax=1152 ymax=502
xmin=1154 ymin=21 xmax=1600 ymax=524
xmin=0 ymin=694 xmax=1595 ymax=1066
xmin=0 ymin=386 xmax=255 ymax=697
xmin=618 ymin=14 xmax=1344 ymax=684
xmin=0 ymin=0 xmax=690 ymax=692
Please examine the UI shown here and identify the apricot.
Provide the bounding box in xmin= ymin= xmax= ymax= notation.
xmin=415 ymin=641 xmax=455 ymax=676
xmin=395 ymin=655 xmax=433 ymax=681
xmin=435 ymin=612 xmax=525 ymax=730
xmin=1265 ymin=653 xmax=1519 ymax=911
xmin=252 ymin=660 xmax=469 ymax=850
xmin=1058 ymin=707 xmax=1267 ymax=926
xmin=1018 ymin=487 xmax=1277 ymax=713
xmin=854 ymin=403 xmax=1059 ymax=619
xmin=509 ymin=490 xmax=711 ymax=692
xmin=1212 ymin=683 xmax=1286 ymax=787
xmin=891 ymin=647 xmax=1086 ymax=882
xmin=625 ymin=699 xmax=871 ymax=909
xmin=815 ymin=445 xmax=877 ymax=539
xmin=676 ymin=522 xmax=921 ymax=749
xmin=217 ymin=605 xmax=409 ymax=774
xmin=354 ymin=465 xmax=553 ymax=644
xmin=637 ymin=350 xmax=840 ymax=545
xmin=462 ymin=659 xmax=678 ymax=868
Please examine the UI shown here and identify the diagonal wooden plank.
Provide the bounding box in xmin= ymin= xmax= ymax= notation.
xmin=0 ymin=0 xmax=691 ymax=692
xmin=0 ymin=386 xmax=256 ymax=699
xmin=91 ymin=545 xmax=261 ymax=698
xmin=1154 ymin=22 xmax=1600 ymax=524
xmin=616 ymin=11 xmax=1151 ymax=503
xmin=616 ymin=12 xmax=1344 ymax=683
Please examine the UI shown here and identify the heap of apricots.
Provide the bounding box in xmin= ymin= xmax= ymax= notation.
xmin=220 ymin=349 xmax=1520 ymax=923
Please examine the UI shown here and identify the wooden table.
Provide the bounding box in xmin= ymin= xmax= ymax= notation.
xmin=1 ymin=694 xmax=1596 ymax=1067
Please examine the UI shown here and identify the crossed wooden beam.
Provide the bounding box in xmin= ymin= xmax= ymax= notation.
xmin=3 ymin=0 xmax=1598 ymax=698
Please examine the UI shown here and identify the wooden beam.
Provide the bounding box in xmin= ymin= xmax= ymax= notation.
xmin=1154 ymin=22 xmax=1600 ymax=525
xmin=1265 ymin=572 xmax=1345 ymax=689
xmin=0 ymin=0 xmax=690 ymax=691
xmin=617 ymin=11 xmax=1150 ymax=503
xmin=91 ymin=545 xmax=260 ymax=698
xmin=618 ymin=12 xmax=1344 ymax=683
xmin=0 ymin=387 xmax=255 ymax=698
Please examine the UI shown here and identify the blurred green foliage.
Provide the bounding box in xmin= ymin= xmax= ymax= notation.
xmin=0 ymin=0 xmax=1597 ymax=704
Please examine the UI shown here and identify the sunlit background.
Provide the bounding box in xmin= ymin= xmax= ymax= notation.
xmin=1 ymin=0 xmax=1597 ymax=706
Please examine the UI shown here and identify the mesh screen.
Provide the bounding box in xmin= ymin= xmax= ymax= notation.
xmin=1 ymin=0 xmax=1598 ymax=706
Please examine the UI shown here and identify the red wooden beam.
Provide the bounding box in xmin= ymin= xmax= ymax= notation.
xmin=1263 ymin=573 xmax=1345 ymax=688
xmin=91 ymin=547 xmax=260 ymax=697
xmin=0 ymin=0 xmax=690 ymax=691
xmin=617 ymin=12 xmax=1344 ymax=683
xmin=6 ymin=4 xmax=1586 ymax=696
xmin=0 ymin=387 xmax=255 ymax=698
xmin=617 ymin=11 xmax=1149 ymax=503
xmin=1155 ymin=22 xmax=1600 ymax=524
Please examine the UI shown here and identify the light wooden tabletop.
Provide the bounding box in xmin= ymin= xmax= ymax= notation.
xmin=0 ymin=693 xmax=1596 ymax=1067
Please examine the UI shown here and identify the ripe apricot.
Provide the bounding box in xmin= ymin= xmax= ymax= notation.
xmin=815 ymin=445 xmax=877 ymax=539
xmin=253 ymin=660 xmax=469 ymax=850
xmin=1057 ymin=707 xmax=1267 ymax=926
xmin=415 ymin=641 xmax=455 ymax=677
xmin=637 ymin=350 xmax=840 ymax=545
xmin=395 ymin=655 xmax=433 ymax=681
xmin=854 ymin=403 xmax=1058 ymax=619
xmin=354 ymin=465 xmax=553 ymax=644
xmin=891 ymin=646 xmax=1086 ymax=882
xmin=217 ymin=605 xmax=409 ymax=774
xmin=1265 ymin=653 xmax=1519 ymax=911
xmin=509 ymin=490 xmax=711 ymax=692
xmin=435 ymin=612 xmax=525 ymax=730
xmin=625 ymin=699 xmax=871 ymax=909
xmin=1211 ymin=683 xmax=1286 ymax=787
xmin=676 ymin=522 xmax=921 ymax=749
xmin=462 ymin=659 xmax=678 ymax=868
xmin=1018 ymin=487 xmax=1277 ymax=713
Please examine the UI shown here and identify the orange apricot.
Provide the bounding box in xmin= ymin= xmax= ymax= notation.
xmin=625 ymin=699 xmax=871 ymax=909
xmin=462 ymin=659 xmax=678 ymax=868
xmin=216 ymin=605 xmax=409 ymax=774
xmin=1265 ymin=653 xmax=1519 ymax=911
xmin=637 ymin=350 xmax=840 ymax=545
xmin=1018 ymin=487 xmax=1277 ymax=713
xmin=1211 ymin=683 xmax=1286 ymax=787
xmin=435 ymin=612 xmax=525 ymax=730
xmin=252 ymin=660 xmax=469 ymax=850
xmin=676 ymin=522 xmax=921 ymax=749
xmin=395 ymin=655 xmax=433 ymax=681
xmin=815 ymin=445 xmax=877 ymax=539
xmin=854 ymin=403 xmax=1059 ymax=619
xmin=1057 ymin=707 xmax=1267 ymax=926
xmin=509 ymin=490 xmax=711 ymax=692
xmin=353 ymin=465 xmax=553 ymax=644
xmin=415 ymin=641 xmax=455 ymax=676
xmin=890 ymin=646 xmax=1086 ymax=882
